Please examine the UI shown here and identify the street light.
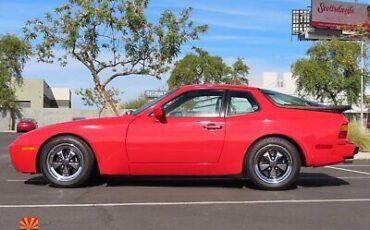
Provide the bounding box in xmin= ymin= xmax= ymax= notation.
xmin=341 ymin=30 xmax=368 ymax=127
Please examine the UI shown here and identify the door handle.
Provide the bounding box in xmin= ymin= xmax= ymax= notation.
xmin=203 ymin=124 xmax=223 ymax=130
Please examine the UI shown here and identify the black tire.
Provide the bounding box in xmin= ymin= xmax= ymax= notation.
xmin=39 ymin=135 xmax=95 ymax=188
xmin=245 ymin=137 xmax=301 ymax=190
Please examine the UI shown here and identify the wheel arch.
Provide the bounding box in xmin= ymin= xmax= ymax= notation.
xmin=243 ymin=134 xmax=308 ymax=172
xmin=36 ymin=133 xmax=100 ymax=174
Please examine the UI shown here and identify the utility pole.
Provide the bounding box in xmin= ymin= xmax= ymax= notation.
xmin=360 ymin=39 xmax=365 ymax=127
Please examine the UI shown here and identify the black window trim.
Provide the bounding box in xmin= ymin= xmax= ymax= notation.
xmin=225 ymin=90 xmax=261 ymax=117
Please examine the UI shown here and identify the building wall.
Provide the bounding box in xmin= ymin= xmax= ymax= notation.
xmin=249 ymin=72 xmax=297 ymax=95
xmin=14 ymin=79 xmax=71 ymax=109
xmin=0 ymin=108 xmax=129 ymax=131
xmin=51 ymin=88 xmax=71 ymax=108
xmin=18 ymin=108 xmax=116 ymax=127
xmin=0 ymin=112 xmax=10 ymax=131
xmin=14 ymin=79 xmax=45 ymax=108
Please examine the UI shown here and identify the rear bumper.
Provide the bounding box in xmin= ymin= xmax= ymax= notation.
xmin=16 ymin=125 xmax=35 ymax=132
xmin=346 ymin=146 xmax=359 ymax=159
xmin=311 ymin=143 xmax=358 ymax=167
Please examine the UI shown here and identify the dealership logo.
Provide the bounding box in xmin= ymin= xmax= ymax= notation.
xmin=317 ymin=2 xmax=355 ymax=15
xmin=19 ymin=217 xmax=39 ymax=230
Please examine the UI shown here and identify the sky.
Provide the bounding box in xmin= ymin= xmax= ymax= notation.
xmin=0 ymin=0 xmax=369 ymax=108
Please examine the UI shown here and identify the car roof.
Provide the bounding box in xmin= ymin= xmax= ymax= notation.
xmin=178 ymin=84 xmax=259 ymax=91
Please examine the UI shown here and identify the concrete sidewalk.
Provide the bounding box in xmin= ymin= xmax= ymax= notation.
xmin=355 ymin=152 xmax=370 ymax=160
xmin=0 ymin=130 xmax=16 ymax=133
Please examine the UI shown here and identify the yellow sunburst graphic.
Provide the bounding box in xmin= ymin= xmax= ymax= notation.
xmin=19 ymin=217 xmax=39 ymax=230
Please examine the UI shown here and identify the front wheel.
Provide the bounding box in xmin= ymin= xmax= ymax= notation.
xmin=246 ymin=137 xmax=301 ymax=190
xmin=39 ymin=136 xmax=95 ymax=188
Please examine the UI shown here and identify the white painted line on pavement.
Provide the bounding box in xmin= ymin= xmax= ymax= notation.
xmin=325 ymin=166 xmax=370 ymax=176
xmin=1 ymin=198 xmax=370 ymax=209
xmin=299 ymin=176 xmax=370 ymax=180
xmin=337 ymin=165 xmax=370 ymax=168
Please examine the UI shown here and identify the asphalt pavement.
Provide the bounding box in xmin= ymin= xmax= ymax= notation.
xmin=1 ymin=133 xmax=370 ymax=230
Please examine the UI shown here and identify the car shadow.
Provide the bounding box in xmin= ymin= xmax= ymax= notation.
xmin=295 ymin=172 xmax=349 ymax=187
xmin=23 ymin=175 xmax=106 ymax=187
xmin=24 ymin=176 xmax=48 ymax=185
xmin=24 ymin=172 xmax=349 ymax=190
xmin=105 ymin=176 xmax=247 ymax=189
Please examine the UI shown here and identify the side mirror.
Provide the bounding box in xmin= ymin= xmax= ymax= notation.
xmin=153 ymin=106 xmax=165 ymax=120
xmin=125 ymin=110 xmax=133 ymax=115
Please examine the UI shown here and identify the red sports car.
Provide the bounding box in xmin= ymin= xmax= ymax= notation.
xmin=16 ymin=118 xmax=38 ymax=132
xmin=9 ymin=85 xmax=358 ymax=190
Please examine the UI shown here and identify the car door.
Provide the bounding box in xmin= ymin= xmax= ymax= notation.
xmin=126 ymin=89 xmax=226 ymax=164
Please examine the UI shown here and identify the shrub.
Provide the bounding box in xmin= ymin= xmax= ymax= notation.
xmin=348 ymin=121 xmax=370 ymax=152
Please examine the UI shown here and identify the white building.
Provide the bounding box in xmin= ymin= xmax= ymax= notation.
xmin=249 ymin=72 xmax=297 ymax=96
xmin=15 ymin=79 xmax=71 ymax=108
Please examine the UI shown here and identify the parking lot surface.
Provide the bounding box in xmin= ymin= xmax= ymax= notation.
xmin=1 ymin=133 xmax=370 ymax=230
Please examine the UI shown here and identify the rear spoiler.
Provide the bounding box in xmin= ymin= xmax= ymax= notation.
xmin=282 ymin=105 xmax=351 ymax=113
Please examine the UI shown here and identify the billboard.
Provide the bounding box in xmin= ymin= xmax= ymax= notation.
xmin=311 ymin=0 xmax=369 ymax=30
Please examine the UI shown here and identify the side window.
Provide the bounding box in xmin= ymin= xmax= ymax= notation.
xmin=228 ymin=91 xmax=259 ymax=115
xmin=163 ymin=90 xmax=223 ymax=117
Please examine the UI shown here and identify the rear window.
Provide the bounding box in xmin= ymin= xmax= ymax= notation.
xmin=261 ymin=89 xmax=320 ymax=107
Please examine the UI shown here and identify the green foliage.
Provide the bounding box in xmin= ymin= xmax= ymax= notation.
xmin=24 ymin=0 xmax=207 ymax=115
xmin=0 ymin=34 xmax=30 ymax=112
xmin=76 ymin=87 xmax=121 ymax=117
xmin=366 ymin=95 xmax=370 ymax=109
xmin=292 ymin=39 xmax=364 ymax=105
xmin=224 ymin=57 xmax=249 ymax=85
xmin=167 ymin=48 xmax=249 ymax=89
xmin=120 ymin=94 xmax=149 ymax=109
xmin=348 ymin=121 xmax=370 ymax=152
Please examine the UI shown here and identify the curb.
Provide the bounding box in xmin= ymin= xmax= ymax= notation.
xmin=0 ymin=130 xmax=16 ymax=133
xmin=354 ymin=152 xmax=370 ymax=160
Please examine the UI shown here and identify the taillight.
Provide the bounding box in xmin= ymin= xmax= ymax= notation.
xmin=338 ymin=124 xmax=348 ymax=139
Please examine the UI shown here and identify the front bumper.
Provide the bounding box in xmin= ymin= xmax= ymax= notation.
xmin=9 ymin=142 xmax=38 ymax=173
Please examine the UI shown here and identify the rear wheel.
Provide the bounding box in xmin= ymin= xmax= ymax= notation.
xmin=39 ymin=136 xmax=95 ymax=188
xmin=246 ymin=137 xmax=301 ymax=190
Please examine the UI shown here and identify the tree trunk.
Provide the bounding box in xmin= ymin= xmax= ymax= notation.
xmin=91 ymin=71 xmax=119 ymax=116
xmin=8 ymin=109 xmax=15 ymax=131
xmin=8 ymin=110 xmax=12 ymax=130
xmin=95 ymin=84 xmax=119 ymax=116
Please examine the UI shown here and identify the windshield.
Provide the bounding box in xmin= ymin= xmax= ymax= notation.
xmin=261 ymin=89 xmax=320 ymax=107
xmin=130 ymin=88 xmax=179 ymax=115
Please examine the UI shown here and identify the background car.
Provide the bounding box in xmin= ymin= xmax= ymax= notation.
xmin=16 ymin=118 xmax=37 ymax=133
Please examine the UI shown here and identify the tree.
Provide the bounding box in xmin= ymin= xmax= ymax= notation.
xmin=0 ymin=34 xmax=31 ymax=129
xmin=76 ymin=87 xmax=121 ymax=117
xmin=167 ymin=48 xmax=249 ymax=89
xmin=366 ymin=95 xmax=370 ymax=110
xmin=120 ymin=93 xmax=149 ymax=109
xmin=24 ymin=0 xmax=207 ymax=116
xmin=224 ymin=57 xmax=249 ymax=85
xmin=292 ymin=39 xmax=363 ymax=105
